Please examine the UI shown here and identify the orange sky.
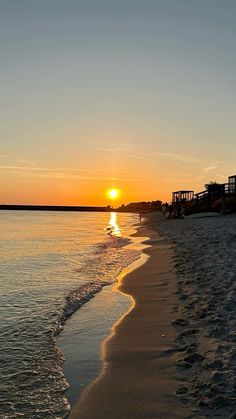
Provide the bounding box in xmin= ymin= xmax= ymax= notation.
xmin=1 ymin=152 xmax=231 ymax=206
xmin=1 ymin=165 xmax=163 ymax=206
xmin=1 ymin=1 xmax=236 ymax=205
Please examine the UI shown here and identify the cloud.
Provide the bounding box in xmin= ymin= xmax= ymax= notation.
xmin=0 ymin=164 xmax=146 ymax=182
xmin=152 ymin=152 xmax=203 ymax=163
xmin=97 ymin=148 xmax=153 ymax=163
xmin=0 ymin=165 xmax=45 ymax=171
xmin=0 ymin=165 xmax=90 ymax=172
xmin=28 ymin=172 xmax=144 ymax=182
xmin=203 ymin=164 xmax=219 ymax=173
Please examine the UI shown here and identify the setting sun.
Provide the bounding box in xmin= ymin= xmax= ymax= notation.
xmin=107 ymin=189 xmax=120 ymax=200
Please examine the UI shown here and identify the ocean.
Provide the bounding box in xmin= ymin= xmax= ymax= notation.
xmin=0 ymin=210 xmax=141 ymax=418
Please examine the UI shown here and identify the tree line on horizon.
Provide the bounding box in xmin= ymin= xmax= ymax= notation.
xmin=116 ymin=200 xmax=162 ymax=212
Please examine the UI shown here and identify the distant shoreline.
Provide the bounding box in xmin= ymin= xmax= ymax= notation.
xmin=0 ymin=204 xmax=153 ymax=213
xmin=0 ymin=204 xmax=120 ymax=213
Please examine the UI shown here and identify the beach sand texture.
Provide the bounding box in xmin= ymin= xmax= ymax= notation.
xmin=155 ymin=213 xmax=236 ymax=418
xmin=70 ymin=212 xmax=236 ymax=418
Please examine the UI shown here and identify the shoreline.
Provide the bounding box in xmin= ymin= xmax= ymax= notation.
xmin=57 ymin=216 xmax=149 ymax=410
xmin=70 ymin=215 xmax=190 ymax=418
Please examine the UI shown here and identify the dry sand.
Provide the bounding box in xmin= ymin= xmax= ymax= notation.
xmin=70 ymin=219 xmax=190 ymax=419
xmin=155 ymin=213 xmax=236 ymax=418
xmin=70 ymin=212 xmax=236 ymax=418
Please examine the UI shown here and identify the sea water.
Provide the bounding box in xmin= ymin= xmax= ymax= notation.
xmin=0 ymin=211 xmax=140 ymax=418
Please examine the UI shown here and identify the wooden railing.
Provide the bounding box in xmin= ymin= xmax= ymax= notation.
xmin=184 ymin=182 xmax=236 ymax=214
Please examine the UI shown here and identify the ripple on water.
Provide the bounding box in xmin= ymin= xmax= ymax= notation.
xmin=0 ymin=211 xmax=140 ymax=417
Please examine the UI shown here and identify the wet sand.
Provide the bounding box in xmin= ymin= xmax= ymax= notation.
xmin=70 ymin=220 xmax=189 ymax=418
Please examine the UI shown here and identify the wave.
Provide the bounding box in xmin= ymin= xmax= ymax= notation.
xmin=53 ymin=281 xmax=110 ymax=336
xmin=95 ymin=234 xmax=132 ymax=250
xmin=53 ymin=235 xmax=140 ymax=336
xmin=50 ymin=232 xmax=141 ymax=417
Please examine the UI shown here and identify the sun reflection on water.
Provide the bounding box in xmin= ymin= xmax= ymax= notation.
xmin=107 ymin=212 xmax=121 ymax=237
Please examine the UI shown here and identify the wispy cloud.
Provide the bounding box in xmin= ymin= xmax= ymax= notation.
xmin=203 ymin=163 xmax=219 ymax=173
xmin=31 ymin=173 xmax=144 ymax=182
xmin=152 ymin=152 xmax=203 ymax=164
xmin=97 ymin=148 xmax=153 ymax=163
xmin=0 ymin=164 xmax=146 ymax=182
xmin=0 ymin=165 xmax=90 ymax=173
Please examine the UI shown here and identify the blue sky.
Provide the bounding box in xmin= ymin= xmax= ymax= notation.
xmin=1 ymin=0 xmax=236 ymax=204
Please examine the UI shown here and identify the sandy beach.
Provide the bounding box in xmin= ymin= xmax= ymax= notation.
xmin=69 ymin=211 xmax=236 ymax=418
xmin=70 ymin=215 xmax=191 ymax=418
xmin=155 ymin=213 xmax=236 ymax=418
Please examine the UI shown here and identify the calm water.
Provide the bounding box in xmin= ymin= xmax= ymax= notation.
xmin=0 ymin=211 xmax=139 ymax=418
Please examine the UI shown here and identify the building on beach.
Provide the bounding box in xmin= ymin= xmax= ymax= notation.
xmin=171 ymin=175 xmax=236 ymax=215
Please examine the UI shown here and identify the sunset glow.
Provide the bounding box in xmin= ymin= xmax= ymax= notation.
xmin=1 ymin=1 xmax=236 ymax=206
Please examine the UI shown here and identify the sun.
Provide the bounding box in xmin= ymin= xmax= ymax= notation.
xmin=107 ymin=188 xmax=120 ymax=200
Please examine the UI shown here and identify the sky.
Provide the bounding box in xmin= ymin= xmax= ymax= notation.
xmin=1 ymin=0 xmax=236 ymax=205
